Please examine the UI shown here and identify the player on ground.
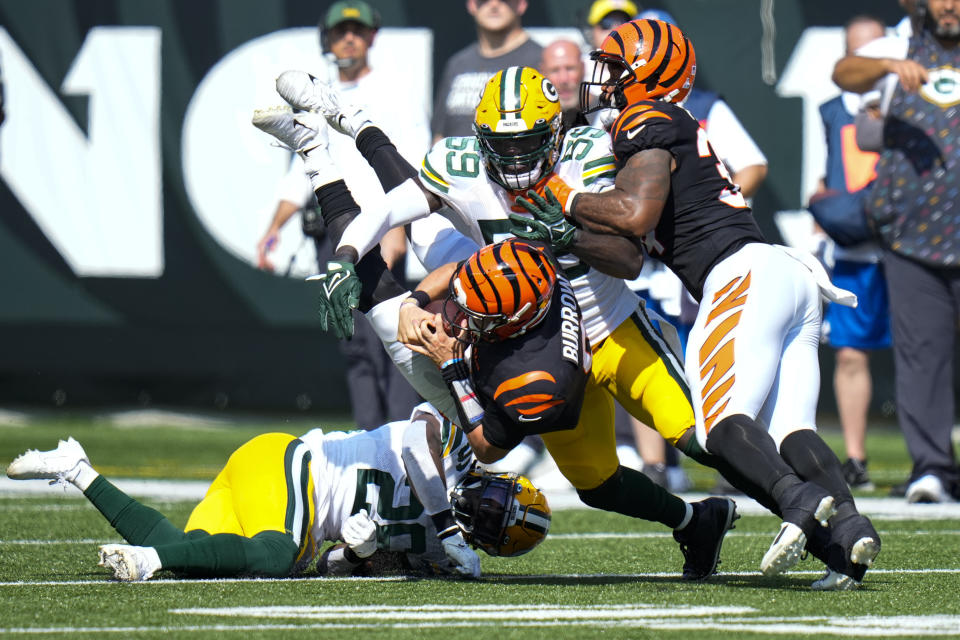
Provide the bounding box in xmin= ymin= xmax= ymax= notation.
xmin=251 ymin=107 xmax=739 ymax=580
xmin=6 ymin=403 xmax=547 ymax=580
xmin=516 ymin=18 xmax=880 ymax=589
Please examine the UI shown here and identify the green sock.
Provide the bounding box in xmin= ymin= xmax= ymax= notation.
xmin=83 ymin=475 xmax=187 ymax=546
xmin=154 ymin=530 xmax=299 ymax=577
xmin=578 ymin=466 xmax=688 ymax=528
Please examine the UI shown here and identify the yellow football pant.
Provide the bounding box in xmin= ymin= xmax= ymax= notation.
xmin=543 ymin=309 xmax=695 ymax=490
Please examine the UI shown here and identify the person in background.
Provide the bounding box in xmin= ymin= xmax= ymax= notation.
xmin=833 ymin=0 xmax=960 ymax=504
xmin=814 ymin=15 xmax=891 ymax=492
xmin=585 ymin=0 xmax=638 ymax=49
xmin=256 ymin=1 xmax=427 ymax=429
xmin=540 ymin=39 xmax=585 ymax=129
xmin=432 ymin=0 xmax=542 ymax=141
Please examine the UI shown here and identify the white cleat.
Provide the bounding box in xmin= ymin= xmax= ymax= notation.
xmin=251 ymin=105 xmax=328 ymax=154
xmin=905 ymin=474 xmax=955 ymax=504
xmin=811 ymin=569 xmax=860 ymax=591
xmin=98 ymin=544 xmax=161 ymax=582
xmin=760 ymin=522 xmax=807 ymax=577
xmin=275 ymin=70 xmax=372 ymax=138
xmin=6 ymin=437 xmax=89 ymax=482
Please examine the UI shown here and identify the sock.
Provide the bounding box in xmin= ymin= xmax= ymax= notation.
xmin=83 ymin=476 xmax=187 ymax=547
xmin=66 ymin=461 xmax=99 ymax=492
xmin=577 ymin=466 xmax=688 ymax=528
xmin=355 ymin=127 xmax=418 ymax=192
xmin=675 ymin=503 xmax=694 ymax=530
xmin=682 ymin=435 xmax=782 ymax=517
xmin=705 ymin=414 xmax=801 ymax=499
xmin=154 ymin=530 xmax=299 ymax=577
xmin=780 ymin=429 xmax=856 ymax=519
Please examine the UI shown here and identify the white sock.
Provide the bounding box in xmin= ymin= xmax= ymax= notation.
xmin=68 ymin=461 xmax=100 ymax=492
xmin=675 ymin=503 xmax=694 ymax=531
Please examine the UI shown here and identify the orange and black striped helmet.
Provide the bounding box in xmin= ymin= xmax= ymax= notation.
xmin=446 ymin=238 xmax=557 ymax=342
xmin=580 ymin=18 xmax=696 ymax=113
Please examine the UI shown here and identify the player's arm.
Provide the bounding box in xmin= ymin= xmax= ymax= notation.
xmin=568 ymin=149 xmax=675 ymax=238
xmin=832 ymin=55 xmax=928 ymax=94
xmin=569 ymin=227 xmax=645 ymax=279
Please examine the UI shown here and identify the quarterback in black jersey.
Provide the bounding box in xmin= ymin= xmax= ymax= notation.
xmin=516 ymin=18 xmax=880 ymax=590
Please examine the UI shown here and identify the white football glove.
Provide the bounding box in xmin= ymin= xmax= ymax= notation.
xmin=440 ymin=531 xmax=481 ymax=579
xmin=341 ymin=509 xmax=378 ymax=558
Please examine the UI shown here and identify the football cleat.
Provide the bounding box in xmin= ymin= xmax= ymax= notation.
xmin=673 ymin=496 xmax=739 ymax=580
xmin=6 ymin=437 xmax=89 ymax=482
xmin=98 ymin=544 xmax=161 ymax=581
xmin=811 ymin=569 xmax=860 ymax=591
xmin=761 ymin=490 xmax=836 ymax=577
xmin=251 ymin=105 xmax=328 ymax=155
xmin=274 ymin=70 xmax=372 ymax=138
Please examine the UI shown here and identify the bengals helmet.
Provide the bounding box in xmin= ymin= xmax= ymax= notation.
xmin=474 ymin=66 xmax=564 ymax=191
xmin=451 ymin=470 xmax=551 ymax=557
xmin=446 ymin=238 xmax=558 ymax=342
xmin=580 ymin=18 xmax=696 ymax=113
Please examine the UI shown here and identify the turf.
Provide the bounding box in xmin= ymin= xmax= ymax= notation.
xmin=1 ymin=415 xmax=959 ymax=638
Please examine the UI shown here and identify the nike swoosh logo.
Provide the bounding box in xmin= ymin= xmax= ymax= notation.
xmin=626 ymin=125 xmax=646 ymax=140
xmin=517 ymin=415 xmax=542 ymax=422
xmin=323 ymin=271 xmax=346 ymax=296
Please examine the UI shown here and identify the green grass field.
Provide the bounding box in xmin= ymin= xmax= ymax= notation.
xmin=2 ymin=413 xmax=959 ymax=638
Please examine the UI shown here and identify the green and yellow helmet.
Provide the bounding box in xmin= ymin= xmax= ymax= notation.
xmin=473 ymin=66 xmax=564 ymax=191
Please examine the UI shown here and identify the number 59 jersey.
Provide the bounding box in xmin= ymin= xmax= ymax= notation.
xmin=299 ymin=403 xmax=475 ymax=562
xmin=416 ymin=126 xmax=640 ymax=347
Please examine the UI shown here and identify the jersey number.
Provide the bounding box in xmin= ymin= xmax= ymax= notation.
xmin=445 ymin=138 xmax=481 ymax=178
xmin=696 ymin=128 xmax=747 ymax=208
xmin=352 ymin=468 xmax=426 ymax=553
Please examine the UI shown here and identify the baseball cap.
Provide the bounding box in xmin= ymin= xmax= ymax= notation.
xmin=637 ymin=8 xmax=677 ymax=25
xmin=586 ymin=0 xmax=639 ymax=26
xmin=323 ymin=1 xmax=380 ymax=30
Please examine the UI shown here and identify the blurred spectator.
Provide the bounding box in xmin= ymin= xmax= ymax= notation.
xmin=540 ymin=39 xmax=584 ymax=128
xmin=0 ymin=52 xmax=5 ymax=128
xmin=586 ymin=0 xmax=638 ymax=48
xmin=833 ymin=0 xmax=960 ymax=503
xmin=814 ymin=15 xmax=890 ymax=492
xmin=432 ymin=0 xmax=542 ymax=140
xmin=256 ymin=0 xmax=427 ymax=428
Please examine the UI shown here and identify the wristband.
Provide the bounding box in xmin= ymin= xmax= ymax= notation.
xmin=403 ymin=290 xmax=431 ymax=308
xmin=431 ymin=510 xmax=459 ymax=539
xmin=441 ymin=358 xmax=471 ymax=383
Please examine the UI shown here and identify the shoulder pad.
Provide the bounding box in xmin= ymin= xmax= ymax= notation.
xmin=610 ymin=101 xmax=692 ymax=158
xmin=419 ymin=136 xmax=483 ymax=197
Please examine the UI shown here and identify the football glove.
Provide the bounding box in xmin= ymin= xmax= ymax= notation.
xmin=310 ymin=260 xmax=361 ymax=340
xmin=511 ymin=185 xmax=578 ymax=254
xmin=341 ymin=509 xmax=378 ymax=559
xmin=439 ymin=530 xmax=481 ymax=579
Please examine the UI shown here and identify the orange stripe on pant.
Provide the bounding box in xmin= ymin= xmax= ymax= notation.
xmin=700 ymin=273 xmax=751 ymax=433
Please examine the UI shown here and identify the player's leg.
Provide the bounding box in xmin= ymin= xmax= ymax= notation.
xmin=688 ymin=246 xmax=836 ymax=575
xmin=542 ymin=379 xmax=738 ymax=580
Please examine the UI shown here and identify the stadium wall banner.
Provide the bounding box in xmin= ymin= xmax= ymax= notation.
xmin=0 ymin=0 xmax=907 ymax=412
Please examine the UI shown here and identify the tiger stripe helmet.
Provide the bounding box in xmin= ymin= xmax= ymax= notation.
xmin=474 ymin=66 xmax=564 ymax=191
xmin=451 ymin=470 xmax=551 ymax=557
xmin=580 ymin=18 xmax=696 ymax=113
xmin=446 ymin=238 xmax=558 ymax=342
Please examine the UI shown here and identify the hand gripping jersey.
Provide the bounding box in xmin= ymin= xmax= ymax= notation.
xmin=608 ymin=100 xmax=766 ymax=300
xmin=417 ymin=126 xmax=639 ymax=347
xmin=298 ymin=403 xmax=475 ymax=569
xmin=469 ymin=273 xmax=592 ymax=450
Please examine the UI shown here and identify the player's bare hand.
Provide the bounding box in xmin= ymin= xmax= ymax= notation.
xmin=406 ymin=313 xmax=462 ymax=366
xmin=256 ymin=232 xmax=278 ymax=271
xmin=398 ymin=303 xmax=435 ymax=346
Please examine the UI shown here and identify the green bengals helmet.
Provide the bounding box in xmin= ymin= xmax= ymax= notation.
xmin=473 ymin=66 xmax=564 ymax=192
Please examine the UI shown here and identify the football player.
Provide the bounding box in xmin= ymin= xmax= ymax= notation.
xmin=251 ymin=107 xmax=739 ymax=582
xmin=516 ymin=18 xmax=881 ymax=590
xmin=5 ymin=402 xmax=547 ymax=581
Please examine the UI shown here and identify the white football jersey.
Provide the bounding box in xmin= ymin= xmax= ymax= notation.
xmin=415 ymin=126 xmax=639 ymax=346
xmin=298 ymin=402 xmax=475 ymax=566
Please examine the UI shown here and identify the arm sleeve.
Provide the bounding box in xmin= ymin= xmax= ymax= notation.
xmin=409 ymin=215 xmax=480 ymax=272
xmin=401 ymin=419 xmax=451 ymax=516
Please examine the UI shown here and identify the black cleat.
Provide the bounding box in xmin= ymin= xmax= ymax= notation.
xmin=842 ymin=458 xmax=875 ymax=491
xmin=762 ymin=481 xmax=836 ymax=576
xmin=673 ymin=497 xmax=739 ymax=580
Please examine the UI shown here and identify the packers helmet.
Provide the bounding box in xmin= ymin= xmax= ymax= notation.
xmin=580 ymin=18 xmax=696 ymax=113
xmin=445 ymin=238 xmax=557 ymax=342
xmin=474 ymin=66 xmax=564 ymax=191
xmin=451 ymin=470 xmax=551 ymax=557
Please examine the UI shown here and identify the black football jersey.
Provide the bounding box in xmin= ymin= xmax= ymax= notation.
xmin=610 ymin=100 xmax=766 ymax=300
xmin=470 ymin=274 xmax=590 ymax=450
